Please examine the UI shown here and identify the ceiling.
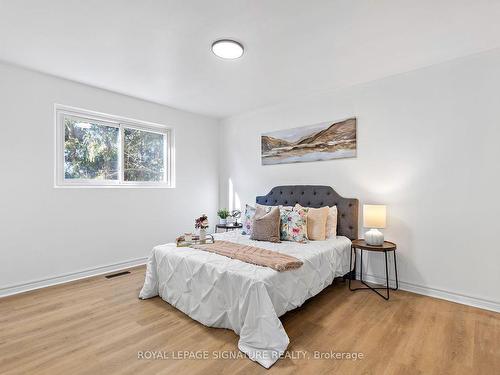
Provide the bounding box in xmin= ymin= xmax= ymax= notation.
xmin=1 ymin=0 xmax=500 ymax=118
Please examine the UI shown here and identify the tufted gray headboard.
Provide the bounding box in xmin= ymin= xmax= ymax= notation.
xmin=256 ymin=185 xmax=359 ymax=240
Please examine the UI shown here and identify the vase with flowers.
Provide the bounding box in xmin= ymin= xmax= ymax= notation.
xmin=195 ymin=214 xmax=209 ymax=242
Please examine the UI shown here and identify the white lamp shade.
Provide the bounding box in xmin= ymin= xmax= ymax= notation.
xmin=363 ymin=205 xmax=386 ymax=229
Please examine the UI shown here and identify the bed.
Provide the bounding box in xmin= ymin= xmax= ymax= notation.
xmin=139 ymin=185 xmax=358 ymax=368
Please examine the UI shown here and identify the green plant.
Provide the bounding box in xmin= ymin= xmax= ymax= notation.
xmin=217 ymin=208 xmax=230 ymax=219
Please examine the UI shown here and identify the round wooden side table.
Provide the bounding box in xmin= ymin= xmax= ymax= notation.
xmin=349 ymin=239 xmax=398 ymax=300
xmin=214 ymin=223 xmax=243 ymax=233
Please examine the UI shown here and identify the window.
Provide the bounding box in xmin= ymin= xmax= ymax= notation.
xmin=55 ymin=105 xmax=173 ymax=187
xmin=123 ymin=127 xmax=165 ymax=182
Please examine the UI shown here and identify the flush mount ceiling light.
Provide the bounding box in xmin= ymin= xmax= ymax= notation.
xmin=211 ymin=39 xmax=244 ymax=59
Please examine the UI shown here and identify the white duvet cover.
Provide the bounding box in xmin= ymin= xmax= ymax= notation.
xmin=139 ymin=231 xmax=352 ymax=368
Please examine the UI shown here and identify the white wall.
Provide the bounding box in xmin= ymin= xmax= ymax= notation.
xmin=219 ymin=48 xmax=500 ymax=310
xmin=0 ymin=62 xmax=219 ymax=295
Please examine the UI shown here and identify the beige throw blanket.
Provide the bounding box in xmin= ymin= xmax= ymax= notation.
xmin=191 ymin=240 xmax=303 ymax=272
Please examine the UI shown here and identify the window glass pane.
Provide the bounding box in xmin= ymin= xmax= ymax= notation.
xmin=64 ymin=116 xmax=119 ymax=180
xmin=124 ymin=128 xmax=165 ymax=182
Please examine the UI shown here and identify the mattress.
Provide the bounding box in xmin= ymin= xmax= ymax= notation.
xmin=139 ymin=231 xmax=352 ymax=368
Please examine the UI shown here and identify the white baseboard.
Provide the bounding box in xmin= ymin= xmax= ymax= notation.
xmin=357 ymin=272 xmax=500 ymax=313
xmin=2 ymin=259 xmax=498 ymax=313
xmin=0 ymin=257 xmax=148 ymax=298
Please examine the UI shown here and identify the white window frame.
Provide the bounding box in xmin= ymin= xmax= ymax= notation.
xmin=54 ymin=104 xmax=175 ymax=188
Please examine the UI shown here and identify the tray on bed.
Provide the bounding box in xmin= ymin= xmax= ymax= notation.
xmin=176 ymin=234 xmax=215 ymax=247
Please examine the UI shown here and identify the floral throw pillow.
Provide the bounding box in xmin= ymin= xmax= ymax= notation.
xmin=242 ymin=204 xmax=256 ymax=235
xmin=279 ymin=206 xmax=308 ymax=243
xmin=242 ymin=204 xmax=272 ymax=235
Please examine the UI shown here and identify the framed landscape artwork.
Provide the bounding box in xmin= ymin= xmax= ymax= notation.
xmin=261 ymin=117 xmax=357 ymax=165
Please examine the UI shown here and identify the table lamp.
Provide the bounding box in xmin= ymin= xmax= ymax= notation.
xmin=363 ymin=204 xmax=386 ymax=246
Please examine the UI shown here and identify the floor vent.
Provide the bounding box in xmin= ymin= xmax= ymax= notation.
xmin=105 ymin=271 xmax=131 ymax=279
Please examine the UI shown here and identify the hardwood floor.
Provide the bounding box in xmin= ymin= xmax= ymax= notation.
xmin=1 ymin=266 xmax=498 ymax=375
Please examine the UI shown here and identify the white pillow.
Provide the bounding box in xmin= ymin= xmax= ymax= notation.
xmin=325 ymin=206 xmax=338 ymax=239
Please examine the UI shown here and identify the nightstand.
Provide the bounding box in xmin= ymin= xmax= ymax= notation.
xmin=349 ymin=239 xmax=399 ymax=300
xmin=214 ymin=223 xmax=242 ymax=233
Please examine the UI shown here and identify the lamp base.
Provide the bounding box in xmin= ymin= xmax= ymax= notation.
xmin=365 ymin=228 xmax=384 ymax=246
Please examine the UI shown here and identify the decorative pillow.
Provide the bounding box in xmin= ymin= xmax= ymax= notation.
xmin=279 ymin=206 xmax=308 ymax=243
xmin=326 ymin=206 xmax=338 ymax=239
xmin=242 ymin=204 xmax=273 ymax=235
xmin=256 ymin=203 xmax=274 ymax=211
xmin=250 ymin=206 xmax=281 ymax=243
xmin=295 ymin=204 xmax=329 ymax=240
xmin=242 ymin=204 xmax=256 ymax=235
